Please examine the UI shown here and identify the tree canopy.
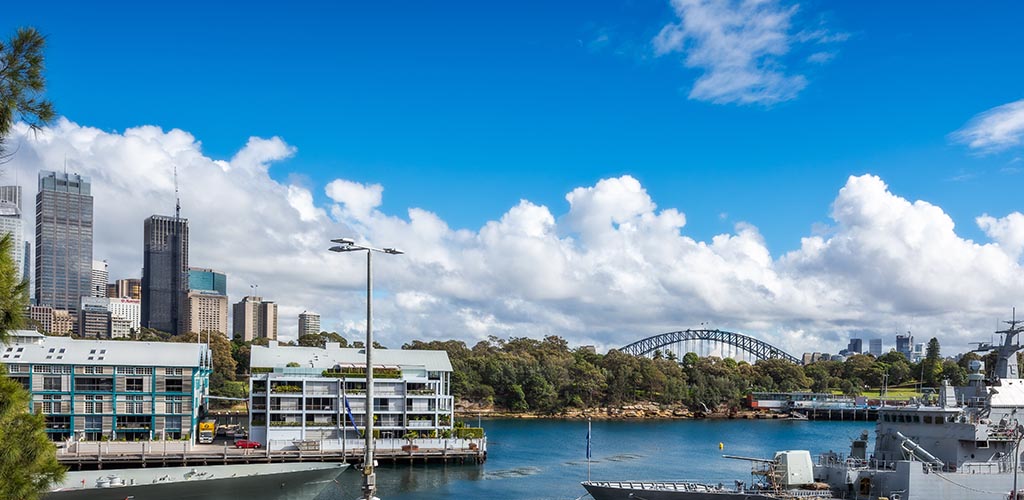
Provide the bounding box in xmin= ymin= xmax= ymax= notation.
xmin=0 ymin=27 xmax=55 ymax=159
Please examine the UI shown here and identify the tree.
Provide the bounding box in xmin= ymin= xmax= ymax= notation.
xmin=172 ymin=331 xmax=237 ymax=395
xmin=0 ymin=234 xmax=65 ymax=496
xmin=0 ymin=28 xmax=55 ymax=160
xmin=921 ymin=337 xmax=943 ymax=387
xmin=0 ymin=234 xmax=27 ymax=342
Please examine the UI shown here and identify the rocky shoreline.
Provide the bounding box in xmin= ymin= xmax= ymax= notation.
xmin=455 ymin=402 xmax=790 ymax=421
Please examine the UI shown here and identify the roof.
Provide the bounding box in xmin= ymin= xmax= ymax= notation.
xmin=1 ymin=333 xmax=209 ymax=368
xmin=250 ymin=343 xmax=452 ymax=372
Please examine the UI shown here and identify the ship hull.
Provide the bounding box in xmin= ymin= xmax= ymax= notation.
xmin=47 ymin=462 xmax=348 ymax=500
xmin=582 ymin=481 xmax=832 ymax=500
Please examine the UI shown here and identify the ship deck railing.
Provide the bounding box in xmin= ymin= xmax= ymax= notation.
xmin=584 ymin=481 xmax=724 ymax=492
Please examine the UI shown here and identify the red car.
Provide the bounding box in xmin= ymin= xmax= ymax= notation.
xmin=234 ymin=439 xmax=261 ymax=449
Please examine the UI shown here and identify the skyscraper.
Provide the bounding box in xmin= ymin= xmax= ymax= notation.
xmin=35 ymin=171 xmax=93 ymax=312
xmin=298 ymin=310 xmax=320 ymax=337
xmin=110 ymin=278 xmax=142 ymax=300
xmin=0 ymin=185 xmax=24 ymax=281
xmin=896 ymin=333 xmax=913 ymax=359
xmin=233 ymin=296 xmax=278 ymax=342
xmin=869 ymin=338 xmax=883 ymax=357
xmin=847 ymin=338 xmax=863 ymax=354
xmin=142 ymin=215 xmax=188 ymax=335
xmin=91 ymin=260 xmax=108 ymax=297
xmin=188 ymin=267 xmax=227 ymax=295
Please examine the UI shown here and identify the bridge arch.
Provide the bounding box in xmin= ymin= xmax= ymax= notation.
xmin=618 ymin=329 xmax=800 ymax=364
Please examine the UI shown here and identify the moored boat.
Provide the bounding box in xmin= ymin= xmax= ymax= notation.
xmin=47 ymin=461 xmax=348 ymax=500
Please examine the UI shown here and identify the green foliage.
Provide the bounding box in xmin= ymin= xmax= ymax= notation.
xmin=455 ymin=427 xmax=484 ymax=439
xmin=286 ymin=362 xmax=301 ymax=368
xmin=0 ymin=27 xmax=55 ymax=159
xmin=297 ymin=332 xmax=348 ymax=348
xmin=0 ymin=234 xmax=27 ymax=342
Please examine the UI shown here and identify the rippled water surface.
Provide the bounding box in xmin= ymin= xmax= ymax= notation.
xmin=319 ymin=418 xmax=872 ymax=500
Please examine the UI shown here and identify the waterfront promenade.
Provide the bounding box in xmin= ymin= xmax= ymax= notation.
xmin=57 ymin=437 xmax=487 ymax=470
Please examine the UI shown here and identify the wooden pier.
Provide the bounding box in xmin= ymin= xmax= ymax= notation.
xmin=57 ymin=438 xmax=487 ymax=471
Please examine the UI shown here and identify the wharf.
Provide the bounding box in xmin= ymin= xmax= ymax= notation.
xmin=790 ymin=406 xmax=878 ymax=421
xmin=57 ymin=438 xmax=487 ymax=471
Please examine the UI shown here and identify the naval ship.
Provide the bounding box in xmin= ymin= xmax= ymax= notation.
xmin=46 ymin=461 xmax=348 ymax=500
xmin=584 ymin=316 xmax=1024 ymax=500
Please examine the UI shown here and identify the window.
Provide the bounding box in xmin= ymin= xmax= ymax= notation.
xmin=84 ymin=395 xmax=104 ymax=414
xmin=126 ymin=378 xmax=144 ymax=392
xmin=84 ymin=415 xmax=102 ymax=430
xmin=164 ymin=378 xmax=184 ymax=392
xmin=126 ymin=395 xmax=144 ymax=414
xmin=168 ymin=367 xmax=183 ymax=376
xmin=75 ymin=377 xmax=113 ymax=392
xmin=43 ymin=376 xmax=61 ymax=391
xmin=165 ymin=396 xmax=183 ymax=414
xmin=42 ymin=394 xmax=60 ymax=413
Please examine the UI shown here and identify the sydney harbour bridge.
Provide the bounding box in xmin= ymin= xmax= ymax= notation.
xmin=618 ymin=328 xmax=800 ymax=365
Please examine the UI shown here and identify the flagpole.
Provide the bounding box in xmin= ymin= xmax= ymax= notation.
xmin=587 ymin=417 xmax=592 ymax=482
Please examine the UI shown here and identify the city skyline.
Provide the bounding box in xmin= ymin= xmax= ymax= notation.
xmin=2 ymin=2 xmax=1024 ymax=353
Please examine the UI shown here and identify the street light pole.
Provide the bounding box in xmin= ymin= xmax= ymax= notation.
xmin=329 ymin=238 xmax=403 ymax=500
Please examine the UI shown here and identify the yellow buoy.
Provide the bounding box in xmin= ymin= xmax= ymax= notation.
xmin=719 ymin=442 xmax=724 ymax=450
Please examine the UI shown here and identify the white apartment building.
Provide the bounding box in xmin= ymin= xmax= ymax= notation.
xmin=248 ymin=341 xmax=454 ymax=446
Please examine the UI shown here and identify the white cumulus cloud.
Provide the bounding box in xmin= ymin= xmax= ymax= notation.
xmin=5 ymin=119 xmax=1024 ymax=356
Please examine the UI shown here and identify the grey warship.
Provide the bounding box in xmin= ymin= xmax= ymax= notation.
xmin=584 ymin=316 xmax=1024 ymax=500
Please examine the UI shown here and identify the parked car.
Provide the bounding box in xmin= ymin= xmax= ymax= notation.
xmin=234 ymin=439 xmax=261 ymax=449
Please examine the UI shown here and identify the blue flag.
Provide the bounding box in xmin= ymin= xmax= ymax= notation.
xmin=586 ymin=428 xmax=591 ymax=459
xmin=344 ymin=395 xmax=362 ymax=437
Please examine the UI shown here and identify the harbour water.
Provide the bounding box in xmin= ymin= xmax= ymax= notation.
xmin=319 ymin=418 xmax=871 ymax=500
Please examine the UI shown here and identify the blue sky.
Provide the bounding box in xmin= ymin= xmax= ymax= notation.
xmin=6 ymin=1 xmax=1022 ymax=252
xmin=5 ymin=1 xmax=1024 ymax=350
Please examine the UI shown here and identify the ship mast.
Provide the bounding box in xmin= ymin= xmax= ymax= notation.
xmin=990 ymin=308 xmax=1023 ymax=380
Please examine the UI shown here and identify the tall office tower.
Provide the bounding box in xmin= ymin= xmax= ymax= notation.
xmin=23 ymin=241 xmax=31 ymax=297
xmin=142 ymin=215 xmax=189 ymax=335
xmin=869 ymin=338 xmax=883 ymax=357
xmin=0 ymin=185 xmax=24 ymax=280
xmin=111 ymin=278 xmax=142 ymax=300
xmin=298 ymin=310 xmax=321 ymax=337
xmin=895 ymin=333 xmax=913 ymax=359
xmin=188 ymin=291 xmax=229 ymax=335
xmin=36 ymin=171 xmax=94 ymax=312
xmin=847 ymin=338 xmax=863 ymax=354
xmin=188 ymin=267 xmax=227 ymax=295
xmin=90 ymin=260 xmax=108 ymax=297
xmin=232 ymin=296 xmax=278 ymax=342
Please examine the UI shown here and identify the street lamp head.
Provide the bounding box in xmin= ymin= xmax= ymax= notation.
xmin=331 ymin=237 xmax=355 ymax=245
xmin=383 ymin=247 xmax=404 ymax=255
xmin=329 ymin=246 xmax=357 ymax=253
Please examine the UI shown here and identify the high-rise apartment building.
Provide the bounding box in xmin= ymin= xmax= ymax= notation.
xmin=188 ymin=268 xmax=227 ymax=296
xmin=232 ymin=296 xmax=277 ymax=342
xmin=91 ymin=260 xmax=108 ymax=297
xmin=869 ymin=338 xmax=883 ymax=357
xmin=142 ymin=215 xmax=188 ymax=335
xmin=0 ymin=185 xmax=24 ymax=281
xmin=35 ymin=171 xmax=93 ymax=312
xmin=298 ymin=310 xmax=320 ymax=337
xmin=109 ymin=278 xmax=142 ymax=300
xmin=188 ymin=291 xmax=229 ymax=335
